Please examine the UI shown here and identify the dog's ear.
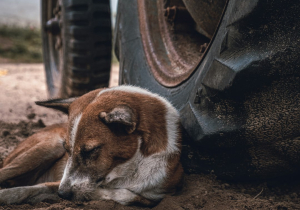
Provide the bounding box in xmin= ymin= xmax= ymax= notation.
xmin=35 ymin=98 xmax=77 ymax=114
xmin=99 ymin=105 xmax=137 ymax=134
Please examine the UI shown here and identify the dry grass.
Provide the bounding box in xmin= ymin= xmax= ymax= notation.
xmin=0 ymin=25 xmax=42 ymax=63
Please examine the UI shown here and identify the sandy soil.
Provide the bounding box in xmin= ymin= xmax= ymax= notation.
xmin=0 ymin=64 xmax=300 ymax=209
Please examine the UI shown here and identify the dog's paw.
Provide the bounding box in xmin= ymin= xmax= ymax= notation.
xmin=27 ymin=193 xmax=60 ymax=204
xmin=0 ymin=187 xmax=28 ymax=204
xmin=97 ymin=188 xmax=156 ymax=206
xmin=0 ymin=184 xmax=59 ymax=205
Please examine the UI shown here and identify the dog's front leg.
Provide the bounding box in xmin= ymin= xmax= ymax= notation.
xmin=0 ymin=182 xmax=60 ymax=205
xmin=96 ymin=188 xmax=157 ymax=206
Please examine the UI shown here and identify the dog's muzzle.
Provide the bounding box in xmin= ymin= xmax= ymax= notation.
xmin=58 ymin=189 xmax=73 ymax=200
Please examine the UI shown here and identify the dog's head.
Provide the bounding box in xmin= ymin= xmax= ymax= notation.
xmin=37 ymin=86 xmax=181 ymax=201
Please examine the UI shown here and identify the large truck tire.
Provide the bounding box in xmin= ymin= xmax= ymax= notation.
xmin=42 ymin=0 xmax=112 ymax=98
xmin=114 ymin=0 xmax=300 ymax=180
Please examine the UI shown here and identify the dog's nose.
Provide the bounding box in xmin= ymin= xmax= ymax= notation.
xmin=58 ymin=189 xmax=73 ymax=200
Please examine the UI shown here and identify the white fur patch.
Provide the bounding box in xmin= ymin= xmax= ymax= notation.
xmin=60 ymin=158 xmax=72 ymax=188
xmin=97 ymin=188 xmax=141 ymax=205
xmin=59 ymin=114 xmax=82 ymax=191
xmin=70 ymin=113 xmax=82 ymax=149
xmin=104 ymin=138 xmax=167 ymax=201
xmin=164 ymin=103 xmax=180 ymax=154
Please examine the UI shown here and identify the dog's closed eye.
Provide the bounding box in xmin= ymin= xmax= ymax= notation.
xmin=81 ymin=144 xmax=103 ymax=159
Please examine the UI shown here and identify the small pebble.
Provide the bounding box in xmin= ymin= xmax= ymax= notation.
xmin=37 ymin=119 xmax=46 ymax=127
xmin=27 ymin=113 xmax=36 ymax=119
xmin=2 ymin=130 xmax=10 ymax=137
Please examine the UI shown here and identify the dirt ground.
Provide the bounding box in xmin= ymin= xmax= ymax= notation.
xmin=1 ymin=64 xmax=300 ymax=209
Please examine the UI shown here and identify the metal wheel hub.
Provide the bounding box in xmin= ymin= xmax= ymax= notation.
xmin=138 ymin=0 xmax=227 ymax=87
xmin=45 ymin=0 xmax=62 ymax=51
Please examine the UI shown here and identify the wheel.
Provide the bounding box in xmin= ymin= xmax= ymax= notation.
xmin=114 ymin=0 xmax=300 ymax=180
xmin=41 ymin=0 xmax=112 ymax=98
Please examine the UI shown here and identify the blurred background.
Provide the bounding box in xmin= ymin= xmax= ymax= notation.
xmin=0 ymin=0 xmax=119 ymax=124
xmin=0 ymin=0 xmax=118 ymax=63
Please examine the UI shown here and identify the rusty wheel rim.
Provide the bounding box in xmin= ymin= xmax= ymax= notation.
xmin=138 ymin=0 xmax=228 ymax=87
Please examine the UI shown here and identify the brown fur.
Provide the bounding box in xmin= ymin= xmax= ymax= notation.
xmin=0 ymin=124 xmax=67 ymax=188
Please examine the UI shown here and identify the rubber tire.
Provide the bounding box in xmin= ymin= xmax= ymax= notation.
xmin=42 ymin=0 xmax=112 ymax=98
xmin=114 ymin=0 xmax=300 ymax=180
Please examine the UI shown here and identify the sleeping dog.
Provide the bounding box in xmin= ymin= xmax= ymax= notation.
xmin=0 ymin=86 xmax=183 ymax=206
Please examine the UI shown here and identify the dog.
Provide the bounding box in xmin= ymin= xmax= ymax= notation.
xmin=0 ymin=86 xmax=183 ymax=206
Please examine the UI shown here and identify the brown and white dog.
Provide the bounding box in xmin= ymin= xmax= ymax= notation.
xmin=0 ymin=86 xmax=183 ymax=206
